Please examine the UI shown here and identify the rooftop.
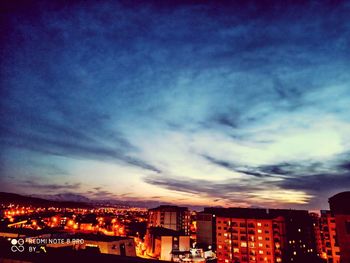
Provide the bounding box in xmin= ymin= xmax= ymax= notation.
xmin=329 ymin=191 xmax=350 ymax=214
xmin=149 ymin=205 xmax=188 ymax=212
xmin=202 ymin=207 xmax=309 ymax=219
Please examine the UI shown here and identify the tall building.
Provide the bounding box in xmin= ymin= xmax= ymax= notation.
xmin=197 ymin=208 xmax=319 ymax=263
xmin=310 ymin=212 xmax=323 ymax=259
xmin=148 ymin=205 xmax=191 ymax=235
xmin=329 ymin=192 xmax=350 ymax=263
xmin=268 ymin=209 xmax=318 ymax=263
xmin=319 ymin=210 xmax=340 ymax=263
xmin=196 ymin=212 xmax=215 ymax=250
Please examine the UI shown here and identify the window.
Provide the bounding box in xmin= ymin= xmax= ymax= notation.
xmin=346 ymin=221 xmax=350 ymax=234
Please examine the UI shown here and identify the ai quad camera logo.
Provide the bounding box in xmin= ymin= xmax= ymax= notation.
xmin=11 ymin=238 xmax=25 ymax=252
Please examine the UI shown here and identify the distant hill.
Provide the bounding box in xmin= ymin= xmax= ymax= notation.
xmin=0 ymin=192 xmax=92 ymax=208
xmin=0 ymin=192 xmax=204 ymax=211
xmin=31 ymin=193 xmax=92 ymax=203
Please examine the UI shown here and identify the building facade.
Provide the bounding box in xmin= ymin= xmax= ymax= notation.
xmin=148 ymin=205 xmax=191 ymax=235
xmin=197 ymin=208 xmax=318 ymax=263
xmin=318 ymin=210 xmax=341 ymax=263
xmin=145 ymin=227 xmax=190 ymax=261
xmin=329 ymin=192 xmax=350 ymax=263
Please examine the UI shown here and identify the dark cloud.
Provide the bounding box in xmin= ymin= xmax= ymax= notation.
xmin=259 ymin=163 xmax=295 ymax=176
xmin=144 ymin=175 xmax=275 ymax=205
xmin=203 ymin=155 xmax=275 ymax=178
xmin=278 ymin=172 xmax=350 ymax=192
xmin=235 ymin=169 xmax=271 ymax=178
xmin=18 ymin=180 xmax=80 ymax=191
xmin=1 ymin=122 xmax=160 ymax=173
xmin=338 ymin=161 xmax=350 ymax=171
xmin=92 ymin=190 xmax=115 ymax=197
xmin=202 ymin=155 xmax=237 ymax=171
xmin=213 ymin=114 xmax=238 ymax=129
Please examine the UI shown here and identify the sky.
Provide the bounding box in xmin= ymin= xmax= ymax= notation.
xmin=1 ymin=0 xmax=350 ymax=210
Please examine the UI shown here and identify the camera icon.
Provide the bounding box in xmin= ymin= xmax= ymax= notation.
xmin=11 ymin=238 xmax=25 ymax=252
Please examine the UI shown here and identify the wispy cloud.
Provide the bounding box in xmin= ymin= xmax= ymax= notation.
xmin=1 ymin=1 xmax=350 ymax=209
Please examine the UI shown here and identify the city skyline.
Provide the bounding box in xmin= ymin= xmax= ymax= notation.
xmin=1 ymin=1 xmax=350 ymax=210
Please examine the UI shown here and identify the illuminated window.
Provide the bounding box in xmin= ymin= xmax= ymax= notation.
xmin=258 ymin=229 xmax=262 ymax=233
xmin=257 ymin=222 xmax=262 ymax=227
xmin=259 ymin=243 xmax=263 ymax=247
xmin=241 ymin=242 xmax=247 ymax=247
xmin=258 ymin=236 xmax=263 ymax=240
xmin=259 ymin=250 xmax=263 ymax=254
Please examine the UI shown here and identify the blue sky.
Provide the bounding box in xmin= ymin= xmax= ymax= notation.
xmin=1 ymin=0 xmax=350 ymax=209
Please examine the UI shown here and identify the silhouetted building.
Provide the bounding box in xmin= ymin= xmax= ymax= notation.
xmin=329 ymin=192 xmax=350 ymax=263
xmin=196 ymin=212 xmax=215 ymax=250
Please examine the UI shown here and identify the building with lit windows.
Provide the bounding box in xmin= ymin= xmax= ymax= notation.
xmin=148 ymin=206 xmax=190 ymax=235
xmin=197 ymin=208 xmax=319 ymax=263
xmin=329 ymin=192 xmax=350 ymax=263
xmin=269 ymin=209 xmax=318 ymax=263
xmin=318 ymin=210 xmax=340 ymax=263
xmin=310 ymin=212 xmax=323 ymax=258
